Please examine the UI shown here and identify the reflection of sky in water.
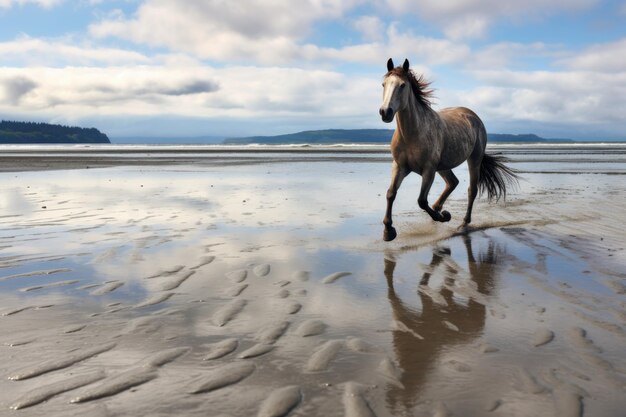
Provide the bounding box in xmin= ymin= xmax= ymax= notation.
xmin=0 ymin=158 xmax=622 ymax=305
xmin=0 ymin=156 xmax=622 ymax=294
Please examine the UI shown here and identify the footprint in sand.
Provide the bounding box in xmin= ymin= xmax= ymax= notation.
xmin=226 ymin=269 xmax=248 ymax=283
xmin=285 ymin=301 xmax=302 ymax=314
xmin=532 ymin=328 xmax=555 ymax=347
xmin=253 ymin=264 xmax=271 ymax=277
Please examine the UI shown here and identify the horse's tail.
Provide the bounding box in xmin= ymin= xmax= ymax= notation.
xmin=478 ymin=153 xmax=520 ymax=202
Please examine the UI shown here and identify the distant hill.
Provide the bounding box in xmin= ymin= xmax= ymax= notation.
xmin=0 ymin=121 xmax=110 ymax=144
xmin=224 ymin=129 xmax=393 ymax=144
xmin=488 ymin=133 xmax=572 ymax=143
xmin=112 ymin=135 xmax=224 ymax=144
xmin=224 ymin=129 xmax=573 ymax=144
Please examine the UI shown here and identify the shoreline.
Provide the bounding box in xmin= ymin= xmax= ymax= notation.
xmin=0 ymin=143 xmax=625 ymax=173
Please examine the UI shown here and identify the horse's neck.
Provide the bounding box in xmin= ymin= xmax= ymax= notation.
xmin=395 ymin=95 xmax=438 ymax=144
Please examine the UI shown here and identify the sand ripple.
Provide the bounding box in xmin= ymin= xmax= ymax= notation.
xmin=187 ymin=362 xmax=256 ymax=394
xmin=212 ymin=299 xmax=247 ymax=327
xmin=71 ymin=367 xmax=158 ymax=403
xmin=203 ymin=338 xmax=239 ymax=361
xmin=10 ymin=370 xmax=106 ymax=409
xmin=306 ymin=340 xmax=342 ymax=372
xmin=343 ymin=382 xmax=377 ymax=417
xmin=8 ymin=342 xmax=116 ymax=381
xmin=258 ymin=385 xmax=302 ymax=417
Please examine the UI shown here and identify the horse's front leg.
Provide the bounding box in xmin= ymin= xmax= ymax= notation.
xmin=383 ymin=161 xmax=407 ymax=241
xmin=418 ymin=168 xmax=451 ymax=223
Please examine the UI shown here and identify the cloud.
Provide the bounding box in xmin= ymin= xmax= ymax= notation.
xmin=302 ymin=24 xmax=470 ymax=69
xmin=87 ymin=1 xmax=472 ymax=68
xmin=0 ymin=64 xmax=381 ymax=124
xmin=89 ymin=0 xmax=361 ymax=64
xmin=455 ymin=69 xmax=626 ymax=131
xmin=384 ymin=0 xmax=599 ymax=39
xmin=469 ymin=41 xmax=552 ymax=69
xmin=557 ymin=37 xmax=626 ymax=73
xmin=352 ymin=15 xmax=385 ymax=41
xmin=0 ymin=65 xmax=221 ymax=113
xmin=0 ymin=0 xmax=62 ymax=8
xmin=91 ymin=78 xmax=219 ymax=99
xmin=0 ymin=36 xmax=151 ymax=67
xmin=1 ymin=76 xmax=37 ymax=105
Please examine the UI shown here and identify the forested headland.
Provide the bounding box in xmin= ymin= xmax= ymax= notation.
xmin=0 ymin=121 xmax=110 ymax=144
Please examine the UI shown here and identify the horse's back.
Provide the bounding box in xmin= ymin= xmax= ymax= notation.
xmin=436 ymin=107 xmax=487 ymax=170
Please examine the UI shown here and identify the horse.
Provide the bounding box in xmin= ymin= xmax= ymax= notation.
xmin=379 ymin=58 xmax=518 ymax=241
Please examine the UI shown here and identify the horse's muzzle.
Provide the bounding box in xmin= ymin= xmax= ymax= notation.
xmin=379 ymin=107 xmax=394 ymax=123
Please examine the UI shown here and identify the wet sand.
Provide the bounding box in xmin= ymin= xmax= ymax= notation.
xmin=0 ymin=145 xmax=624 ymax=416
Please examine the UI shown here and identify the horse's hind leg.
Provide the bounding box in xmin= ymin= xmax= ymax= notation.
xmin=383 ymin=161 xmax=408 ymax=241
xmin=418 ymin=168 xmax=451 ymax=223
xmin=432 ymin=170 xmax=459 ymax=213
xmin=464 ymin=157 xmax=481 ymax=226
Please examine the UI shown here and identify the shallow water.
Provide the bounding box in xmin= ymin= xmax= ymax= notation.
xmin=0 ymin=146 xmax=624 ymax=416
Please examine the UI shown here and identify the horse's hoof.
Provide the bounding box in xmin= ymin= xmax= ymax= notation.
xmin=440 ymin=210 xmax=451 ymax=222
xmin=383 ymin=227 xmax=397 ymax=242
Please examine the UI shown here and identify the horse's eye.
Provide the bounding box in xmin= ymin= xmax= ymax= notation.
xmin=400 ymin=83 xmax=406 ymax=89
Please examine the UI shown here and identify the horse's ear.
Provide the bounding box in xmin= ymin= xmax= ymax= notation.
xmin=387 ymin=58 xmax=394 ymax=72
xmin=402 ymin=59 xmax=410 ymax=72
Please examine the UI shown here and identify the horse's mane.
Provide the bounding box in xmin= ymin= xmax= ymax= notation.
xmin=386 ymin=68 xmax=434 ymax=107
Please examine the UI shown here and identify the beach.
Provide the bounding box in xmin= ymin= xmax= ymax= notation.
xmin=0 ymin=143 xmax=624 ymax=417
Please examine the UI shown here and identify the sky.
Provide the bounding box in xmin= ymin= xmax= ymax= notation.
xmin=0 ymin=0 xmax=625 ymax=140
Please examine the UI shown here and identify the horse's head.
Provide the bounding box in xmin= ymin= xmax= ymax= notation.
xmin=379 ymin=58 xmax=411 ymax=123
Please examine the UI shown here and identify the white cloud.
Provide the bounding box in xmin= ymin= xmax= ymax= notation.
xmin=469 ymin=41 xmax=552 ymax=69
xmin=384 ymin=0 xmax=599 ymax=39
xmin=302 ymin=24 xmax=470 ymax=69
xmin=352 ymin=15 xmax=385 ymax=41
xmin=89 ymin=0 xmax=362 ymax=64
xmin=0 ymin=66 xmax=218 ymax=114
xmin=456 ymin=69 xmax=626 ymax=128
xmin=0 ymin=36 xmax=151 ymax=66
xmin=87 ymin=1 xmax=473 ymax=68
xmin=0 ymin=0 xmax=62 ymax=8
xmin=557 ymin=37 xmax=626 ymax=73
xmin=0 ymin=63 xmax=382 ymax=123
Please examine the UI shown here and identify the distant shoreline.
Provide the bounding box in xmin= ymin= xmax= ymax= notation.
xmin=1 ymin=142 xmax=624 ymax=173
xmin=112 ymin=129 xmax=623 ymax=145
xmin=222 ymin=129 xmax=576 ymax=145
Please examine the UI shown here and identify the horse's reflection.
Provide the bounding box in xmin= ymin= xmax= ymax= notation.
xmin=384 ymin=234 xmax=504 ymax=409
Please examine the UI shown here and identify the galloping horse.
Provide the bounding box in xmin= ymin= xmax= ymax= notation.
xmin=379 ymin=58 xmax=518 ymax=241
